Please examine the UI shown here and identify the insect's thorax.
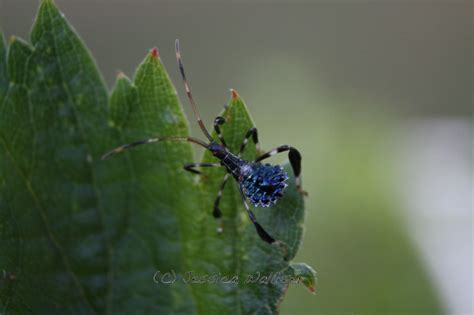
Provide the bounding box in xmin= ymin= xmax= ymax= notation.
xmin=219 ymin=151 xmax=247 ymax=178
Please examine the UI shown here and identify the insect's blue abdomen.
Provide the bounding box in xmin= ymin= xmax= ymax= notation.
xmin=240 ymin=163 xmax=289 ymax=207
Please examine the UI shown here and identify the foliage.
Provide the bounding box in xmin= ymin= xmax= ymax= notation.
xmin=0 ymin=0 xmax=314 ymax=314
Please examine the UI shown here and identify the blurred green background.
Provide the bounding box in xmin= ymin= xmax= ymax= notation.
xmin=1 ymin=1 xmax=472 ymax=314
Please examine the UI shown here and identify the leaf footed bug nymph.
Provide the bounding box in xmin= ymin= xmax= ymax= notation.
xmin=102 ymin=40 xmax=307 ymax=246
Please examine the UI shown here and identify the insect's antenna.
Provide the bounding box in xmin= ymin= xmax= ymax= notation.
xmin=101 ymin=136 xmax=209 ymax=160
xmin=175 ymin=39 xmax=214 ymax=142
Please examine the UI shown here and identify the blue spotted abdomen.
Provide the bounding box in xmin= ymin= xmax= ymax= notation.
xmin=240 ymin=163 xmax=289 ymax=207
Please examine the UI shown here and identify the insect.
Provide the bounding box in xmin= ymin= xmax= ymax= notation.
xmin=102 ymin=40 xmax=307 ymax=245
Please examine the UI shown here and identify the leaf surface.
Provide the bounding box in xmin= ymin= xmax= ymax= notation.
xmin=0 ymin=1 xmax=314 ymax=314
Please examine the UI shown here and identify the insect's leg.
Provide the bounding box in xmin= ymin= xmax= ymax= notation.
xmin=238 ymin=127 xmax=261 ymax=157
xmin=239 ymin=188 xmax=290 ymax=259
xmin=254 ymin=145 xmax=307 ymax=196
xmin=213 ymin=116 xmax=227 ymax=147
xmin=101 ymin=136 xmax=208 ymax=160
xmin=184 ymin=162 xmax=221 ymax=175
xmin=238 ymin=188 xmax=275 ymax=244
xmin=213 ymin=173 xmax=230 ymax=233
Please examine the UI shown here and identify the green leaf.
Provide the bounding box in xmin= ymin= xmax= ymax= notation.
xmin=0 ymin=34 xmax=8 ymax=104
xmin=2 ymin=0 xmax=110 ymax=312
xmin=195 ymin=93 xmax=307 ymax=314
xmin=0 ymin=0 xmax=312 ymax=314
xmin=286 ymin=263 xmax=317 ymax=294
xmin=106 ymin=50 xmax=198 ymax=314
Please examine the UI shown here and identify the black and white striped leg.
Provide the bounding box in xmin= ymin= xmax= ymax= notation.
xmin=238 ymin=127 xmax=261 ymax=156
xmin=101 ymin=136 xmax=209 ymax=160
xmin=238 ymin=188 xmax=276 ymax=244
xmin=213 ymin=116 xmax=227 ymax=147
xmin=239 ymin=188 xmax=289 ymax=258
xmin=213 ymin=173 xmax=230 ymax=233
xmin=184 ymin=162 xmax=221 ymax=175
xmin=254 ymin=145 xmax=308 ymax=196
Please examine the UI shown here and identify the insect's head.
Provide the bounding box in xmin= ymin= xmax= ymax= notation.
xmin=241 ymin=163 xmax=289 ymax=207
xmin=208 ymin=141 xmax=227 ymax=159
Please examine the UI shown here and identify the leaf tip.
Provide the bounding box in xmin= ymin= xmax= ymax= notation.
xmin=230 ymin=88 xmax=239 ymax=100
xmin=117 ymin=71 xmax=126 ymax=79
xmin=150 ymin=47 xmax=159 ymax=59
xmin=41 ymin=0 xmax=56 ymax=7
xmin=288 ymin=262 xmax=317 ymax=296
